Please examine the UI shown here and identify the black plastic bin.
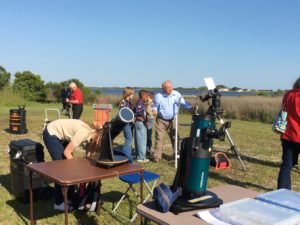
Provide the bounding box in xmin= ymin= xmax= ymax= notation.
xmin=9 ymin=139 xmax=45 ymax=204
xmin=10 ymin=167 xmax=44 ymax=203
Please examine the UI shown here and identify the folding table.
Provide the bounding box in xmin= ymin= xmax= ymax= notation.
xmin=26 ymin=157 xmax=144 ymax=225
xmin=137 ymin=184 xmax=259 ymax=225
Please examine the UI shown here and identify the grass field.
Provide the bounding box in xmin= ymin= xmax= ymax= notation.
xmin=0 ymin=103 xmax=299 ymax=225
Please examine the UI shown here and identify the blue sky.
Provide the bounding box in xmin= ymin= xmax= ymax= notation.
xmin=0 ymin=0 xmax=299 ymax=89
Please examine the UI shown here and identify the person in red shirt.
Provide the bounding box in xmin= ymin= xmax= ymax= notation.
xmin=66 ymin=82 xmax=83 ymax=119
xmin=277 ymin=77 xmax=300 ymax=190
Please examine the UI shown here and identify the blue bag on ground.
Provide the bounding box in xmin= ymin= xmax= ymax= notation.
xmin=153 ymin=183 xmax=180 ymax=213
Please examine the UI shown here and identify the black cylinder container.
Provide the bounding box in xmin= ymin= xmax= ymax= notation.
xmin=9 ymin=106 xmax=27 ymax=134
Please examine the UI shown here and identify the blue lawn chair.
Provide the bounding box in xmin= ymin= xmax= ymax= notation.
xmin=112 ymin=171 xmax=160 ymax=222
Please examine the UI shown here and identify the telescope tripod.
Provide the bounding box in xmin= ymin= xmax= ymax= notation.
xmin=214 ymin=115 xmax=247 ymax=172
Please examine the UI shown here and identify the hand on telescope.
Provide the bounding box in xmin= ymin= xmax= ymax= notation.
xmin=190 ymin=105 xmax=198 ymax=114
xmin=181 ymin=102 xmax=192 ymax=110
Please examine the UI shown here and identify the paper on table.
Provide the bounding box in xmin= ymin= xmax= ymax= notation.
xmin=197 ymin=210 xmax=230 ymax=225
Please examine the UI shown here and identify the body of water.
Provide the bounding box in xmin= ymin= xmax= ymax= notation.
xmin=97 ymin=88 xmax=255 ymax=97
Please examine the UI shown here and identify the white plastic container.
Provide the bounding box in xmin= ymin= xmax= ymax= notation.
xmin=256 ymin=189 xmax=300 ymax=212
xmin=217 ymin=198 xmax=300 ymax=225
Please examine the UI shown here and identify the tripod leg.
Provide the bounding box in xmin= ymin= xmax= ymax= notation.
xmin=224 ymin=129 xmax=247 ymax=172
xmin=236 ymin=152 xmax=247 ymax=172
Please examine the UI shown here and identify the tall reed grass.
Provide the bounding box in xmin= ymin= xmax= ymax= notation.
xmin=222 ymin=96 xmax=282 ymax=123
xmin=99 ymin=94 xmax=282 ymax=123
xmin=97 ymin=94 xmax=139 ymax=107
xmin=0 ymin=86 xmax=30 ymax=106
xmin=185 ymin=96 xmax=282 ymax=123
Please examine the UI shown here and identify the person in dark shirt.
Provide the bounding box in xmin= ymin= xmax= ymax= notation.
xmin=119 ymin=87 xmax=135 ymax=162
xmin=60 ymin=87 xmax=71 ymax=117
xmin=135 ymin=90 xmax=149 ymax=162
xmin=146 ymin=91 xmax=155 ymax=155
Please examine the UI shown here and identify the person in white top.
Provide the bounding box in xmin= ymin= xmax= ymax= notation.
xmin=43 ymin=119 xmax=102 ymax=211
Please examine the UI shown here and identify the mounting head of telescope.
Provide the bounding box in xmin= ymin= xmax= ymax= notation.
xmin=200 ymin=88 xmax=223 ymax=117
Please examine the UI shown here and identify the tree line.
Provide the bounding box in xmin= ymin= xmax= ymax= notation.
xmin=0 ymin=65 xmax=99 ymax=103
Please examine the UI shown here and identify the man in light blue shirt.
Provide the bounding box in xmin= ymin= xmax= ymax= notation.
xmin=152 ymin=80 xmax=191 ymax=162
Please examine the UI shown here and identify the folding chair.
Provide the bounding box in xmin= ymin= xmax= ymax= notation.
xmin=43 ymin=109 xmax=61 ymax=129
xmin=112 ymin=171 xmax=160 ymax=222
xmin=92 ymin=99 xmax=113 ymax=127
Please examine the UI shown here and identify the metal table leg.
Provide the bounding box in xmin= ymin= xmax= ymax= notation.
xmin=29 ymin=171 xmax=34 ymax=225
xmin=96 ymin=181 xmax=102 ymax=215
xmin=139 ymin=171 xmax=144 ymax=225
xmin=62 ymin=186 xmax=69 ymax=225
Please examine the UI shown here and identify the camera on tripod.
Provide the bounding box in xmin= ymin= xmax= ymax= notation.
xmin=201 ymin=77 xmax=246 ymax=171
xmin=200 ymin=88 xmax=221 ymax=110
xmin=201 ymin=89 xmax=226 ymax=121
xmin=198 ymin=78 xmax=230 ymax=140
xmin=200 ymin=87 xmax=231 ymax=138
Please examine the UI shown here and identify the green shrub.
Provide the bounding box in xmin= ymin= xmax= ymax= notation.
xmin=13 ymin=71 xmax=46 ymax=101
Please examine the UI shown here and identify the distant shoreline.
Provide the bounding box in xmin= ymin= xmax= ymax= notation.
xmin=90 ymin=87 xmax=256 ymax=97
xmin=89 ymin=87 xmax=286 ymax=97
